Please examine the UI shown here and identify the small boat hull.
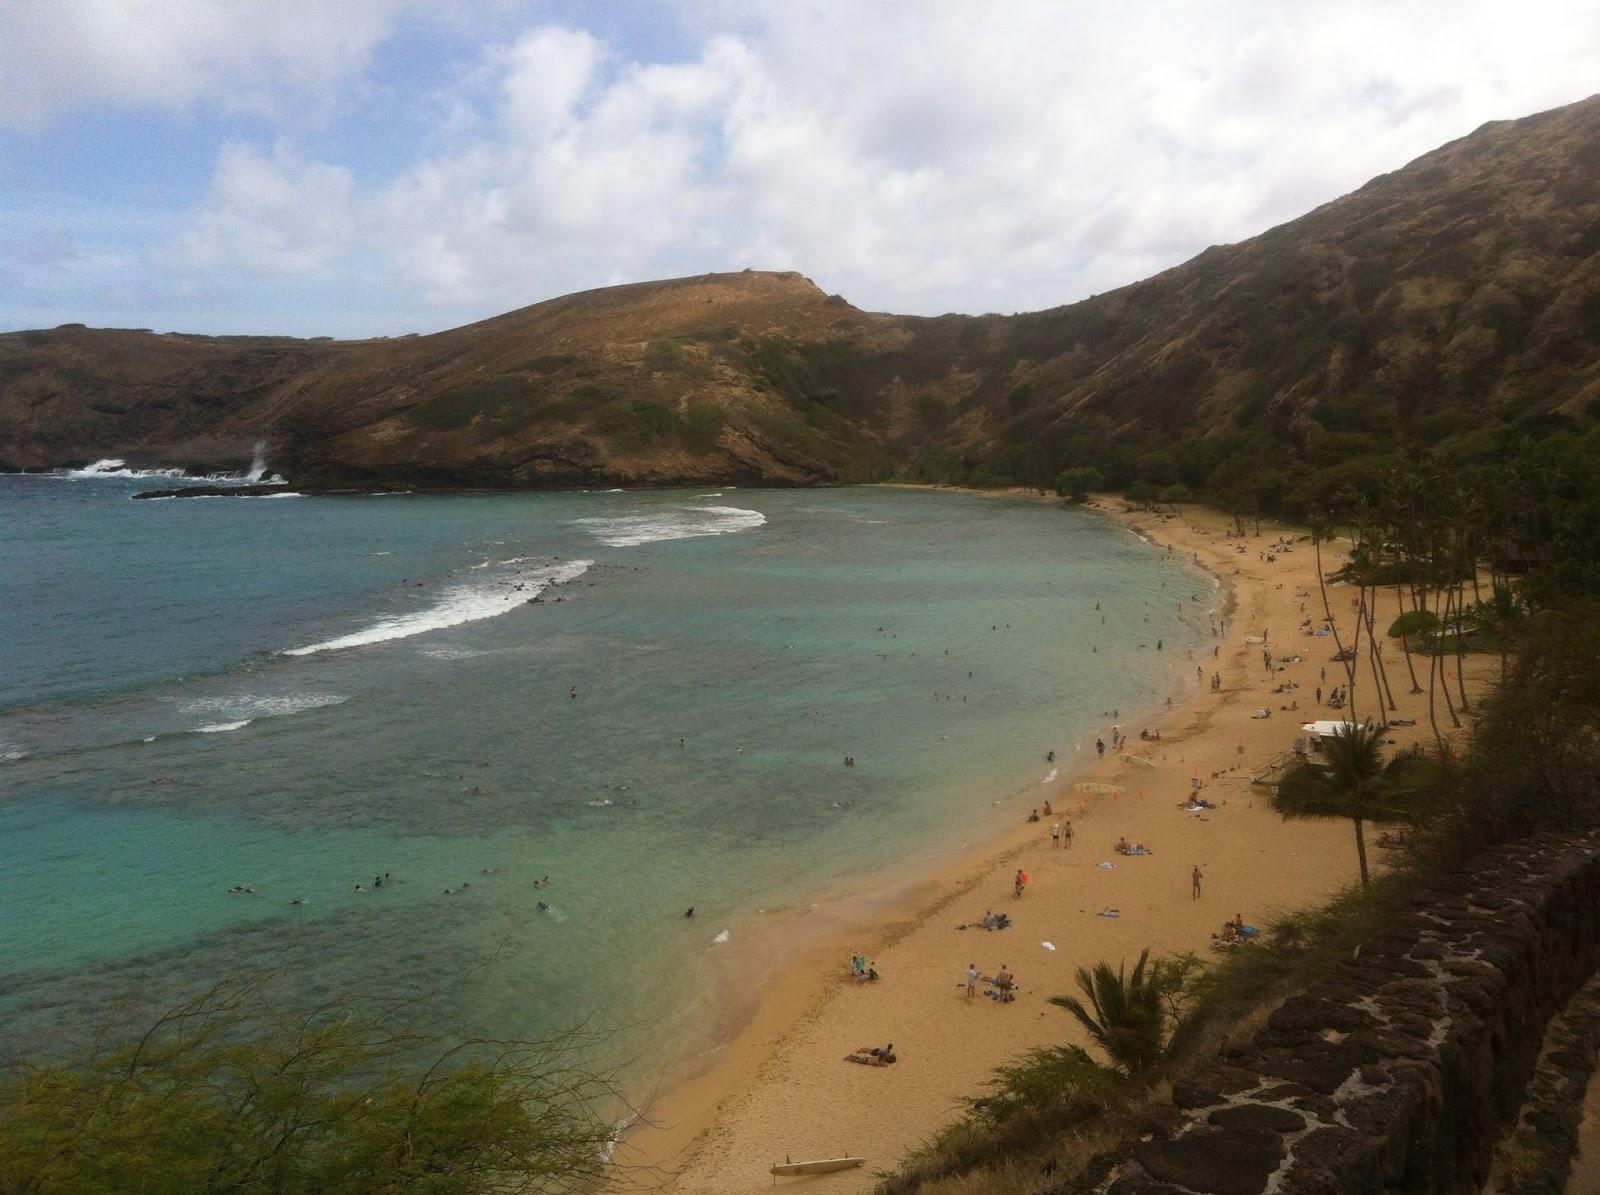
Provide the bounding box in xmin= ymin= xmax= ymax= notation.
xmin=770 ymin=1155 xmax=865 ymax=1176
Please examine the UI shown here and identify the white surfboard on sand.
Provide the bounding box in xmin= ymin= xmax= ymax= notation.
xmin=770 ymin=1155 xmax=865 ymax=1176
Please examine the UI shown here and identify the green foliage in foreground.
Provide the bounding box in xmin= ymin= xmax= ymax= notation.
xmin=1047 ymin=949 xmax=1197 ymax=1077
xmin=965 ymin=1044 xmax=1116 ymax=1126
xmin=0 ymin=987 xmax=621 ymax=1195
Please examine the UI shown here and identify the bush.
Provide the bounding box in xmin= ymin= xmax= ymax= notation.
xmin=0 ymin=985 xmax=621 ymax=1195
xmin=644 ymin=338 xmax=690 ymax=370
xmin=680 ymin=402 xmax=726 ymax=454
xmin=1416 ymin=602 xmax=1600 ymax=856
xmin=407 ymin=378 xmax=538 ymax=431
xmin=1388 ymin=609 xmax=1440 ymax=638
xmin=966 ymin=1044 xmax=1116 ymax=1125
xmin=1055 ymin=466 xmax=1104 ymax=501
xmin=1126 ymin=481 xmax=1161 ymax=508
xmin=504 ymin=354 xmax=577 ymax=374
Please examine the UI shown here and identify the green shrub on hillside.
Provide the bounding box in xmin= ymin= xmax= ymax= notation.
xmin=408 ymin=377 xmax=539 ymax=431
xmin=503 ymin=354 xmax=578 ymax=374
xmin=680 ymin=402 xmax=726 ymax=453
xmin=644 ymin=338 xmax=690 ymax=370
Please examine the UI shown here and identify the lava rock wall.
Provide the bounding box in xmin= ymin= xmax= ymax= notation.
xmin=1077 ymin=833 xmax=1600 ymax=1194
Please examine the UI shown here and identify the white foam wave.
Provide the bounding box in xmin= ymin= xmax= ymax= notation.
xmin=1042 ymin=768 xmax=1058 ymax=784
xmin=283 ymin=559 xmax=592 ymax=656
xmin=67 ymin=458 xmax=189 ymax=479
xmin=53 ymin=457 xmax=288 ymax=485
xmin=181 ymin=693 xmax=346 ymax=734
xmin=183 ymin=693 xmax=347 ymax=723
xmin=1 ymin=748 xmax=26 ymax=762
xmin=572 ymin=505 xmax=766 ymax=548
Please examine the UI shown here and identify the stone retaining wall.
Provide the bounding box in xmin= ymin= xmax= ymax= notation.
xmin=1071 ymin=833 xmax=1600 ymax=1194
xmin=1485 ymin=971 xmax=1600 ymax=1194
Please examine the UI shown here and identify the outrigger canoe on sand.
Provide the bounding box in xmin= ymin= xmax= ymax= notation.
xmin=770 ymin=1155 xmax=865 ymax=1176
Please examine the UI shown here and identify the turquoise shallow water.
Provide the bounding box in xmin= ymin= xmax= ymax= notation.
xmin=0 ymin=477 xmax=1209 ymax=1087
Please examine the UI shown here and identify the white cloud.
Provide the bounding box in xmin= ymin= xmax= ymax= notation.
xmin=47 ymin=1 xmax=1600 ymax=332
xmin=162 ymin=141 xmax=355 ymax=275
xmin=0 ymin=0 xmax=421 ymax=131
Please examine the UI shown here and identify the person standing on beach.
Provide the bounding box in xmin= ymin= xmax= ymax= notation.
xmin=966 ymin=963 xmax=980 ymax=998
xmin=1192 ymin=865 xmax=1204 ymax=900
xmin=1050 ymin=821 xmax=1061 ymax=848
xmin=1064 ymin=820 xmax=1074 ymax=849
xmin=1013 ymin=869 xmax=1026 ymax=899
xmin=1096 ymin=737 xmax=1105 ymax=757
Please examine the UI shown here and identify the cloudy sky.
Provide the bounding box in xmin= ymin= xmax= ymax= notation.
xmin=3 ymin=1 xmax=1597 ymax=337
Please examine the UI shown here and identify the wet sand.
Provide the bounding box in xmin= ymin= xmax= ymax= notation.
xmin=619 ymin=496 xmax=1493 ymax=1192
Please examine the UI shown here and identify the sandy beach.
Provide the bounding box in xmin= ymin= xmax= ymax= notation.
xmin=620 ymin=495 xmax=1494 ymax=1193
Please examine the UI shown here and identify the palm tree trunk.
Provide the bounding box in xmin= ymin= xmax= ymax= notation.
xmin=1362 ymin=593 xmax=1396 ymax=713
xmin=1353 ymin=816 xmax=1370 ymax=888
xmin=1425 ymin=583 xmax=1446 ymax=754
xmin=1437 ymin=583 xmax=1461 ymax=730
xmin=1394 ymin=580 xmax=1424 ymax=693
xmin=1315 ymin=529 xmax=1359 ymax=723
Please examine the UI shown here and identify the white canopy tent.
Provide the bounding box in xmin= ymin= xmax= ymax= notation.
xmin=1300 ymin=720 xmax=1357 ymax=738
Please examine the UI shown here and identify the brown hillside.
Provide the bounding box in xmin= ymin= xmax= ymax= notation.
xmin=3 ymin=94 xmax=1598 ymax=490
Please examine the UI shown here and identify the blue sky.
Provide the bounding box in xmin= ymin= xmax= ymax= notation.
xmin=3 ymin=1 xmax=1597 ymax=338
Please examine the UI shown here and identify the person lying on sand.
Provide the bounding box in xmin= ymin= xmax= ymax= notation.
xmin=844 ymin=1043 xmax=897 ymax=1066
xmin=960 ymin=911 xmax=1013 ymax=931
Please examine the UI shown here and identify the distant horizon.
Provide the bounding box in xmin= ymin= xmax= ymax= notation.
xmin=4 ymin=2 xmax=1598 ymax=338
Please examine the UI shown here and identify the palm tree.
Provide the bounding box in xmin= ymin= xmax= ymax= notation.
xmin=1272 ymin=724 xmax=1431 ymax=887
xmin=1048 ymin=949 xmax=1165 ymax=1076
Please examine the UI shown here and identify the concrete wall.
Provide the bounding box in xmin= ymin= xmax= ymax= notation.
xmin=1073 ymin=833 xmax=1600 ymax=1194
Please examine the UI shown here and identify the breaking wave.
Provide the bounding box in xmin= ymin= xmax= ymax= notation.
xmin=282 ymin=559 xmax=592 ymax=656
xmin=572 ymin=504 xmax=766 ymax=548
xmin=42 ymin=458 xmax=285 ymax=484
xmin=182 ymin=693 xmax=348 ymax=735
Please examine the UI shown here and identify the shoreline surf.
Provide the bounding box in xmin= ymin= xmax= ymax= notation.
xmin=617 ymin=490 xmax=1226 ymax=1186
xmin=618 ymin=493 xmax=1481 ymax=1192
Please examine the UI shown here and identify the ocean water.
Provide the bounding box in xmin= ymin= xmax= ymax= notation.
xmin=0 ymin=474 xmax=1208 ymax=1093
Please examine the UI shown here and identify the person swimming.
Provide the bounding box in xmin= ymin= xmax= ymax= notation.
xmin=684 ymin=906 xmax=695 ymax=918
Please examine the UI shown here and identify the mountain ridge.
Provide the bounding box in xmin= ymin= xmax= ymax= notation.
xmin=4 ymin=93 xmax=1599 ymax=503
